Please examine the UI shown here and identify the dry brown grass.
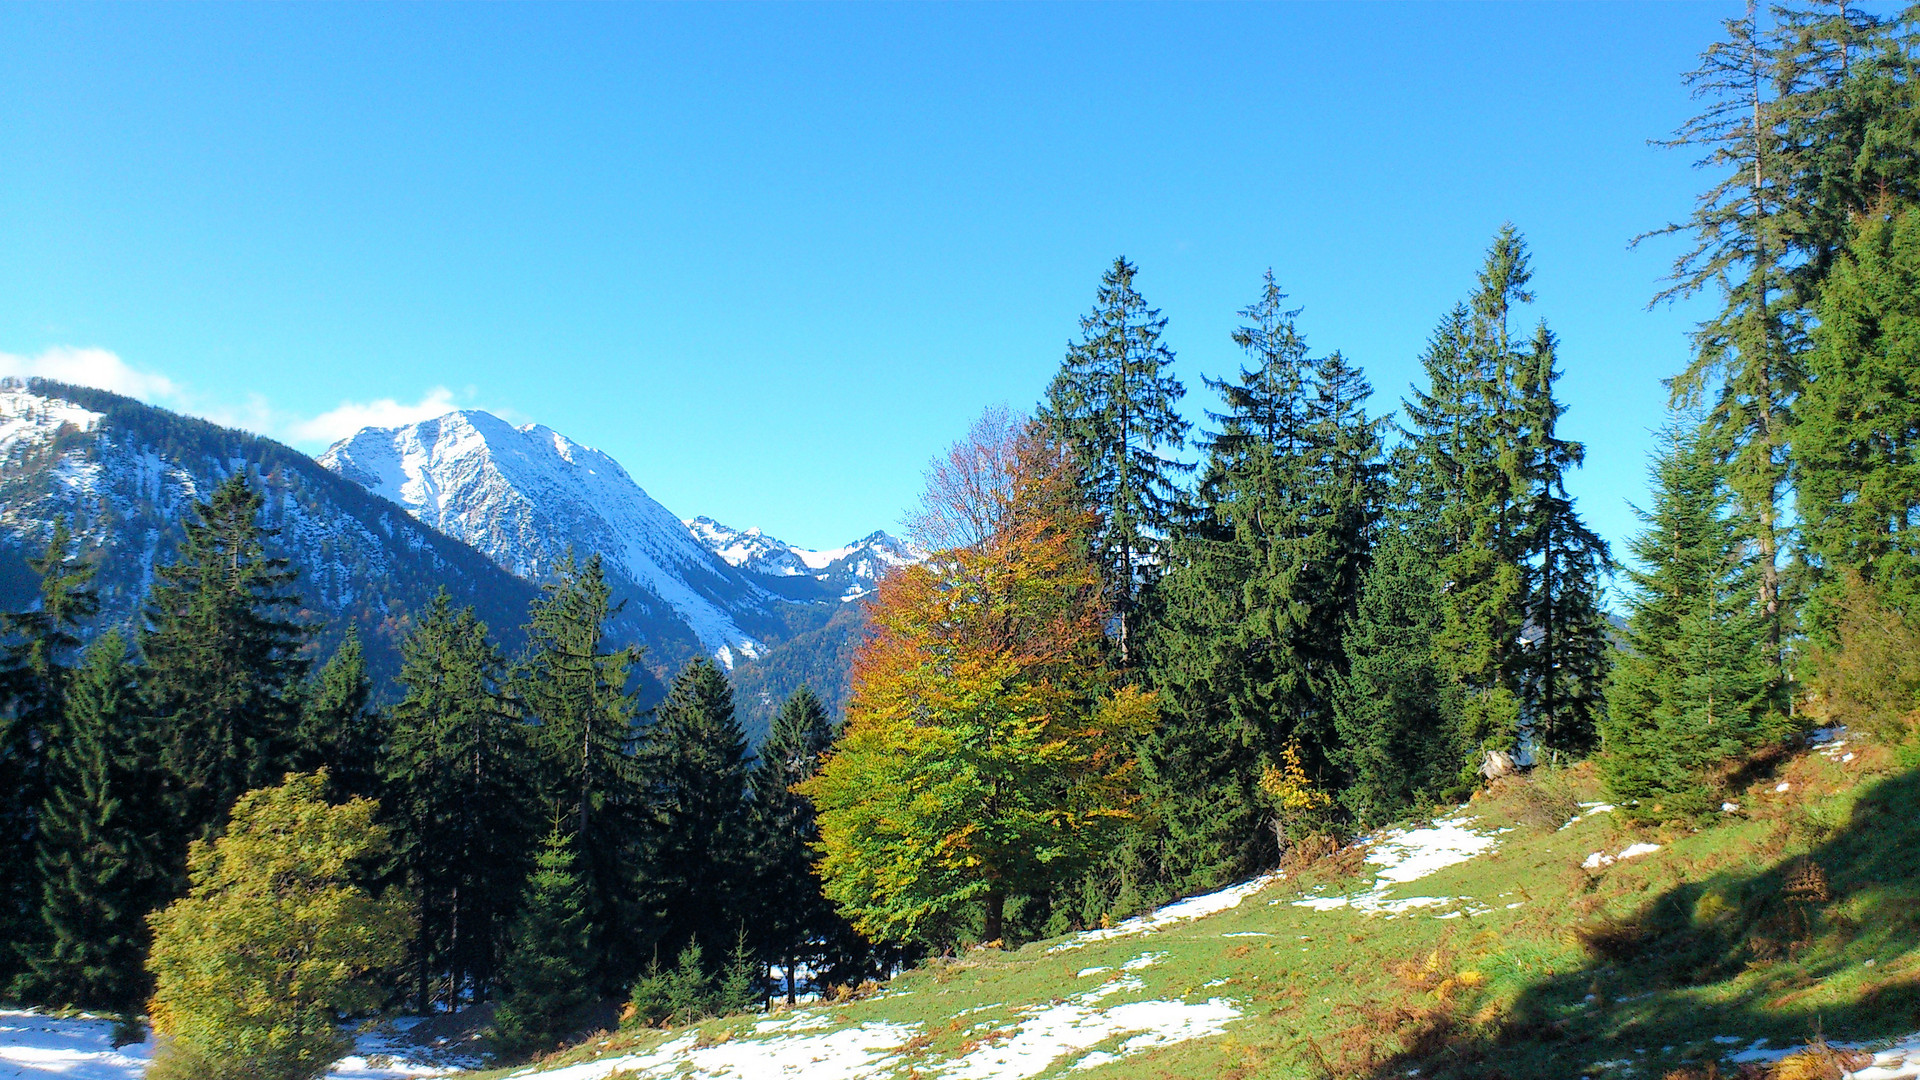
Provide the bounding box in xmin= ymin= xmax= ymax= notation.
xmin=1572 ymin=914 xmax=1650 ymax=962
xmin=1764 ymin=1039 xmax=1875 ymax=1080
xmin=1512 ymin=771 xmax=1587 ymax=832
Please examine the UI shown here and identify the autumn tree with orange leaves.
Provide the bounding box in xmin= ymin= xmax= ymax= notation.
xmin=801 ymin=408 xmax=1152 ymax=947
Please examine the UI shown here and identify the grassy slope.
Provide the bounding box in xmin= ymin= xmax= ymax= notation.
xmin=496 ymin=729 xmax=1920 ymax=1080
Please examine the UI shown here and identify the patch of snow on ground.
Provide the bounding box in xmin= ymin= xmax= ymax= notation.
xmin=515 ymin=1022 xmax=922 ymax=1080
xmin=1291 ymin=815 xmax=1501 ymax=916
xmin=751 ymin=1011 xmax=834 ymax=1034
xmin=0 ymin=1011 xmax=151 ymax=1080
xmin=1582 ymin=843 xmax=1662 ymax=870
xmin=931 ymin=980 xmax=1240 ymax=1080
xmin=1561 ymin=802 xmax=1616 ymax=830
xmin=1724 ymin=1029 xmax=1920 ymax=1078
xmin=1048 ymin=873 xmax=1283 ymax=951
xmin=0 ymin=1010 xmax=469 ymax=1080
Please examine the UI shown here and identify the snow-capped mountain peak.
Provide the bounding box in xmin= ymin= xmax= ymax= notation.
xmin=321 ymin=411 xmax=770 ymax=663
xmin=684 ymin=517 xmax=919 ymax=600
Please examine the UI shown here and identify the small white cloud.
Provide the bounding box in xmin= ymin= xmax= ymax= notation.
xmin=0 ymin=346 xmax=181 ymax=403
xmin=3 ymin=345 xmax=489 ymax=451
xmin=285 ymin=388 xmax=463 ymax=447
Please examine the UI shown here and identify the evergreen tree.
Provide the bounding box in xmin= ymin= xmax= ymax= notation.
xmin=1142 ymin=277 xmax=1382 ymax=886
xmin=517 ymin=551 xmax=642 ymax=986
xmin=293 ymin=629 xmax=384 ymax=803
xmin=380 ymin=591 xmax=535 ymax=1011
xmin=145 ymin=772 xmax=409 ymax=1080
xmin=1646 ymin=3 xmax=1803 ymax=673
xmin=1516 ymin=325 xmax=1614 ymax=757
xmin=21 ymin=632 xmax=158 ymax=1012
xmin=493 ymin=825 xmax=594 ymax=1059
xmin=626 ymin=940 xmax=717 ymax=1027
xmin=141 ymin=473 xmax=310 ymax=857
xmin=1601 ymin=422 xmax=1776 ymax=820
xmin=717 ymin=927 xmax=762 ymax=1015
xmin=748 ymin=685 xmax=840 ymax=1003
xmin=1039 ymin=256 xmax=1192 ymax=664
xmin=0 ymin=519 xmax=98 ymax=986
xmin=1400 ymin=229 xmax=1536 ymax=780
xmin=633 ymin=657 xmax=752 ymax=965
xmin=1332 ymin=525 xmax=1469 ymax=824
xmin=1797 ymin=206 xmax=1920 ymax=640
xmin=1640 ymin=4 xmax=1920 ymax=676
xmin=718 ymin=922 xmax=760 ymax=1014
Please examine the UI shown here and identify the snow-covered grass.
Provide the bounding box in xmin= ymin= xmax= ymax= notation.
xmin=1289 ymin=813 xmax=1503 ymax=916
xmin=1047 ymin=875 xmax=1283 ymax=951
xmin=0 ymin=1010 xmax=475 ymax=1080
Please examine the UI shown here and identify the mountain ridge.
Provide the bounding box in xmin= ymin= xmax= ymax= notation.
xmin=0 ymin=378 xmax=545 ymax=688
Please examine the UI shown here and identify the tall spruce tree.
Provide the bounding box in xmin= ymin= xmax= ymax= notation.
xmin=1040 ymin=256 xmax=1192 ymax=664
xmin=381 ymin=591 xmax=535 ymax=1011
xmin=747 ymin=686 xmax=840 ymax=1003
xmin=0 ymin=519 xmax=98 ymax=986
xmin=141 ymin=473 xmax=310 ymax=858
xmin=1645 ymin=2 xmax=1802 ymax=672
xmin=1602 ymin=421 xmax=1776 ymax=820
xmin=1639 ymin=3 xmax=1920 ymax=677
xmin=634 ymin=657 xmax=752 ymax=968
xmin=1143 ymin=276 xmax=1382 ymax=885
xmin=293 ymin=630 xmax=384 ymax=803
xmin=21 ymin=632 xmax=158 ymax=1011
xmin=1797 ymin=206 xmax=1920 ymax=640
xmin=517 ymin=551 xmax=643 ymax=986
xmin=1516 ymin=325 xmax=1614 ymax=757
xmin=1401 ymin=229 xmax=1537 ymax=779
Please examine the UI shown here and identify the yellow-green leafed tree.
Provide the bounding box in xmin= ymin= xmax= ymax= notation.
xmin=801 ymin=409 xmax=1152 ymax=948
xmin=146 ymin=771 xmax=411 ymax=1080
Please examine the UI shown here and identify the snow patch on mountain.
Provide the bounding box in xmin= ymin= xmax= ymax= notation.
xmin=0 ymin=387 xmax=103 ymax=460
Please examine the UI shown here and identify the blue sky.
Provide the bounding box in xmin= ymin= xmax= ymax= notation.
xmin=2 ymin=3 xmax=1733 ymax=554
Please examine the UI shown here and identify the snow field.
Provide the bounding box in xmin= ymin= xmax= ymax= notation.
xmin=0 ymin=1010 xmax=468 ymax=1080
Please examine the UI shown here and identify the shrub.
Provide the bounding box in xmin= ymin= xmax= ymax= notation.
xmin=1511 ymin=767 xmax=1585 ymax=832
xmin=145 ymin=772 xmax=410 ymax=1080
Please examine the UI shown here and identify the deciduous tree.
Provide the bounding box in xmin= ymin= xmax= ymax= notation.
xmin=804 ymin=413 xmax=1149 ymax=946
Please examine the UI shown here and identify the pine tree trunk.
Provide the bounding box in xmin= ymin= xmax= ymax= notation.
xmin=983 ymin=888 xmax=1006 ymax=944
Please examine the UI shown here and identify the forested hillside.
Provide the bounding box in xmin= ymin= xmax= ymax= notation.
xmin=5 ymin=5 xmax=1920 ymax=1080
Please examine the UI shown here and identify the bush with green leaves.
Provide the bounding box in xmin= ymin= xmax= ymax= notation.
xmin=145 ymin=772 xmax=410 ymax=1080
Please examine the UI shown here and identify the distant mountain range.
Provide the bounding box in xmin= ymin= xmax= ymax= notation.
xmin=683 ymin=516 xmax=918 ymax=600
xmin=0 ymin=379 xmax=913 ymax=735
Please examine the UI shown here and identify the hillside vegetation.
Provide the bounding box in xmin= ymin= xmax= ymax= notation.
xmin=495 ymin=724 xmax=1920 ymax=1080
